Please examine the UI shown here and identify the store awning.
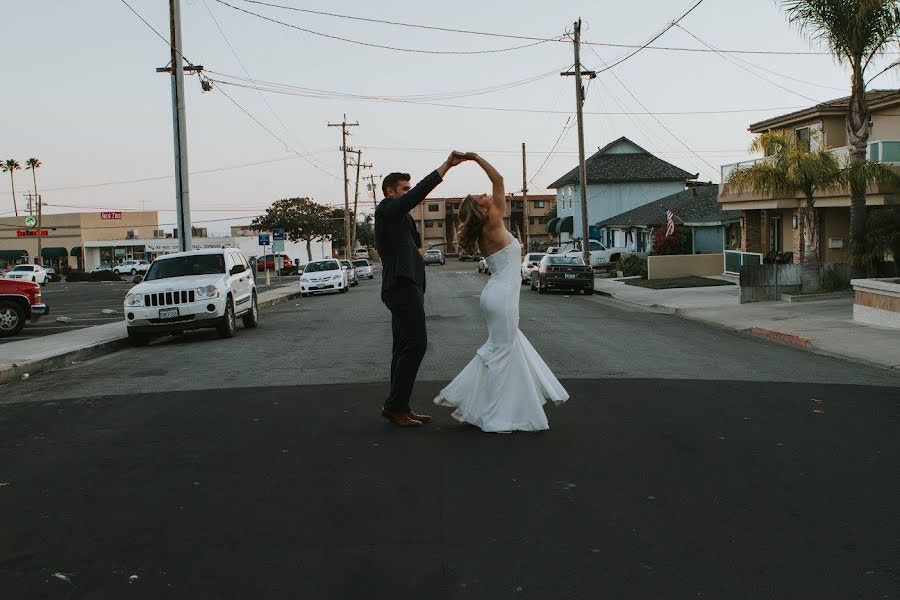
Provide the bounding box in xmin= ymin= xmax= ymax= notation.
xmin=70 ymin=246 xmax=82 ymax=257
xmin=0 ymin=249 xmax=28 ymax=261
xmin=546 ymin=215 xmax=573 ymax=235
xmin=41 ymin=247 xmax=68 ymax=259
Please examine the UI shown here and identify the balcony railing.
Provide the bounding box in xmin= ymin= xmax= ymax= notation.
xmin=720 ymin=140 xmax=900 ymax=182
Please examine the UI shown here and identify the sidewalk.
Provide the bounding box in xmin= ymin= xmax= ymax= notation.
xmin=595 ymin=278 xmax=900 ymax=371
xmin=0 ymin=285 xmax=303 ymax=385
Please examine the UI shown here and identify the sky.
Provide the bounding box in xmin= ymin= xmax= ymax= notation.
xmin=2 ymin=0 xmax=898 ymax=235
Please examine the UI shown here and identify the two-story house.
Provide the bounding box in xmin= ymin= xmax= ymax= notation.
xmin=719 ymin=89 xmax=900 ymax=264
xmin=547 ymin=137 xmax=697 ymax=244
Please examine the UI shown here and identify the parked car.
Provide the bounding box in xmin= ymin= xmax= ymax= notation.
xmin=521 ymin=253 xmax=546 ymax=284
xmin=352 ymin=259 xmax=374 ymax=280
xmin=4 ymin=264 xmax=48 ymax=285
xmin=256 ymin=254 xmax=295 ymax=275
xmin=113 ymin=259 xmax=151 ymax=276
xmin=477 ymin=257 xmax=491 ymax=275
xmin=43 ymin=267 xmax=57 ymax=282
xmin=339 ymin=259 xmax=359 ymax=286
xmin=424 ymin=249 xmax=445 ymax=265
xmin=531 ymin=255 xmax=594 ymax=295
xmin=560 ymin=239 xmax=625 ymax=267
xmin=92 ymin=263 xmax=114 ymax=273
xmin=354 ymin=248 xmax=370 ymax=259
xmin=300 ymin=259 xmax=348 ymax=296
xmin=0 ymin=279 xmax=48 ymax=337
xmin=123 ymin=248 xmax=258 ymax=346
xmin=459 ymin=251 xmax=475 ymax=262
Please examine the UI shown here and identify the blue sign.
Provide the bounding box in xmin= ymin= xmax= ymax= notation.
xmin=273 ymin=228 xmax=285 ymax=241
xmin=258 ymin=234 xmax=270 ymax=246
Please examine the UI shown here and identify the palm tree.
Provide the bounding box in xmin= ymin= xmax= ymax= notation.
xmin=26 ymin=158 xmax=42 ymax=263
xmin=782 ymin=0 xmax=900 ymax=265
xmin=2 ymin=159 xmax=21 ymax=216
xmin=25 ymin=158 xmax=40 ymax=199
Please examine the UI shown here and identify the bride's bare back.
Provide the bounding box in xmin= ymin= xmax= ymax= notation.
xmin=466 ymin=154 xmax=512 ymax=256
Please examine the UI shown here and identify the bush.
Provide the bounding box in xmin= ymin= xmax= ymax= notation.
xmin=820 ymin=263 xmax=851 ymax=292
xmin=65 ymin=270 xmax=122 ymax=282
xmin=619 ymin=254 xmax=648 ymax=278
xmin=653 ymin=229 xmax=691 ymax=255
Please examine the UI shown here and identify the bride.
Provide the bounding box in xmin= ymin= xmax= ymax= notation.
xmin=434 ymin=153 xmax=568 ymax=432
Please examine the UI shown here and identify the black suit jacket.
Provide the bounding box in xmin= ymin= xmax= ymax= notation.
xmin=375 ymin=170 xmax=443 ymax=295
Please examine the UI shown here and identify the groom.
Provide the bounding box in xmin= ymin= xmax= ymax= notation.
xmin=375 ymin=151 xmax=469 ymax=427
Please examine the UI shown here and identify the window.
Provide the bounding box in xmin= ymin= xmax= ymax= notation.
xmin=511 ymin=201 xmax=524 ymax=209
xmin=428 ymin=203 xmax=439 ymax=212
xmin=529 ymin=217 xmax=536 ymax=225
xmin=304 ymin=260 xmax=340 ymax=272
xmin=795 ymin=122 xmax=823 ymax=152
xmin=425 ymin=221 xmax=434 ymax=228
xmin=145 ymin=254 xmax=226 ymax=281
xmin=533 ymin=201 xmax=545 ymax=209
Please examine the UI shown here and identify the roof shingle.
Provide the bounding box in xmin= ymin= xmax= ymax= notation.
xmin=597 ymin=183 xmax=738 ymax=228
xmin=547 ymin=137 xmax=697 ymax=189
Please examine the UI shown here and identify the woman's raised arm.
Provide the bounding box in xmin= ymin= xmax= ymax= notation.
xmin=468 ymin=153 xmax=505 ymax=210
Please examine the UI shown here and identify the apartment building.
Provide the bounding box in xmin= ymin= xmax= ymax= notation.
xmin=407 ymin=194 xmax=557 ymax=253
xmin=719 ymin=90 xmax=900 ymax=264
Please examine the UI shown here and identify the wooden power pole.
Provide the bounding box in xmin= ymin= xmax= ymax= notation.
xmin=561 ymin=19 xmax=596 ymax=268
xmin=521 ymin=142 xmax=530 ymax=253
xmin=327 ymin=114 xmax=358 ymax=259
xmin=364 ymin=172 xmax=382 ymax=212
xmin=350 ymin=149 xmax=371 ymax=252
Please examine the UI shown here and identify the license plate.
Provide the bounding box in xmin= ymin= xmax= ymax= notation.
xmin=565 ymin=274 xmax=576 ymax=279
xmin=159 ymin=308 xmax=179 ymax=320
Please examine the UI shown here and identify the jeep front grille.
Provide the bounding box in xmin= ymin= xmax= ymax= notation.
xmin=144 ymin=290 xmax=196 ymax=307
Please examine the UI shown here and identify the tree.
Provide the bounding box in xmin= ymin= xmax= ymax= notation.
xmin=782 ymin=0 xmax=900 ymax=264
xmin=25 ymin=158 xmax=40 ymax=201
xmin=253 ymin=197 xmax=330 ymax=262
xmin=857 ymin=206 xmax=900 ymax=276
xmin=2 ymin=159 xmax=20 ymax=216
xmin=355 ymin=214 xmax=374 ymax=249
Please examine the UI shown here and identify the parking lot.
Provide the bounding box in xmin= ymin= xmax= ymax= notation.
xmin=1 ymin=273 xmax=303 ymax=344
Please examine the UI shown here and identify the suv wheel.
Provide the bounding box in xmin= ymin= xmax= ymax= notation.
xmin=127 ymin=329 xmax=152 ymax=347
xmin=0 ymin=300 xmax=26 ymax=337
xmin=242 ymin=292 xmax=259 ymax=329
xmin=217 ymin=297 xmax=237 ymax=338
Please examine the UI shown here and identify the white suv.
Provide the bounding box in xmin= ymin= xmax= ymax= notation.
xmin=113 ymin=259 xmax=151 ymax=276
xmin=123 ymin=249 xmax=258 ymax=346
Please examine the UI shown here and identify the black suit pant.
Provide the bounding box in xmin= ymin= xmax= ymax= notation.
xmin=382 ymin=279 xmax=427 ymax=414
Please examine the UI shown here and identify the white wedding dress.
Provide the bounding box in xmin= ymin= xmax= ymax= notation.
xmin=434 ymin=237 xmax=568 ymax=432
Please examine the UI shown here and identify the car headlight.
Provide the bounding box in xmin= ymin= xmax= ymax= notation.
xmin=300 ymin=276 xmax=309 ymax=282
xmin=196 ymin=285 xmax=220 ymax=299
xmin=125 ymin=293 xmax=143 ymax=307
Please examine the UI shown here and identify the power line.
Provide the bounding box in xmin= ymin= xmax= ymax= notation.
xmin=211 ymin=0 xmax=559 ymax=55
xmin=233 ymin=0 xmax=883 ymax=57
xmin=201 ymin=0 xmax=330 ymax=170
xmin=674 ymin=24 xmax=821 ymax=103
xmin=118 ymin=0 xmax=197 ymax=67
xmin=209 ymin=75 xmax=804 ymax=116
xmin=587 ymin=44 xmax=718 ymax=177
xmin=592 ymin=0 xmax=706 ymax=74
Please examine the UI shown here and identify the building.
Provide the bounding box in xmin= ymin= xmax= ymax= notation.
xmin=406 ymin=194 xmax=557 ymax=253
xmin=548 ymin=137 xmax=697 ymax=241
xmin=0 ymin=211 xmax=160 ymax=270
xmin=229 ymin=225 xmax=332 ymax=263
xmin=719 ymin=90 xmax=900 ymax=264
xmin=597 ymin=182 xmax=740 ymax=253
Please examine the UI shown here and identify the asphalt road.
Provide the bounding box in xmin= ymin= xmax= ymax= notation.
xmin=1 ymin=262 xmax=897 ymax=599
xmin=0 ymin=275 xmax=301 ymax=344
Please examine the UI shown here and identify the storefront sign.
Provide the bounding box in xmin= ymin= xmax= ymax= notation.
xmin=16 ymin=229 xmax=49 ymax=237
xmin=100 ymin=211 xmax=123 ymax=220
xmin=145 ymin=238 xmax=236 ymax=253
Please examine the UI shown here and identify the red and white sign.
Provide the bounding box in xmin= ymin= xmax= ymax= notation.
xmin=100 ymin=211 xmax=123 ymax=220
xmin=16 ymin=229 xmax=49 ymax=237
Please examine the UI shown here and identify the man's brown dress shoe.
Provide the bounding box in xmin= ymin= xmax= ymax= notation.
xmin=407 ymin=411 xmax=432 ymax=424
xmin=381 ymin=408 xmax=423 ymax=427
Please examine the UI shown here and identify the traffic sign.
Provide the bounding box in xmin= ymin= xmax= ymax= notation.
xmin=273 ymin=228 xmax=285 ymax=241
xmin=272 ymin=240 xmax=285 ymax=252
xmin=258 ymin=234 xmax=270 ymax=246
xmin=24 ymin=215 xmax=36 ymax=228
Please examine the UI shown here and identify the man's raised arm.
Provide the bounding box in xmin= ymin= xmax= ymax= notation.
xmin=378 ymin=151 xmax=468 ymax=218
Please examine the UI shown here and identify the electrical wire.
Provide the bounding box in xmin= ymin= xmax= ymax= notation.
xmin=674 ymin=24 xmax=821 ymax=103
xmin=118 ymin=0 xmax=197 ymax=67
xmin=211 ymin=0 xmax=559 ymax=55
xmin=234 ymin=0 xmax=878 ymax=56
xmin=201 ymin=0 xmax=331 ymax=170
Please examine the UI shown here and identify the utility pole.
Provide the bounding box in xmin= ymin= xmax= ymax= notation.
xmin=161 ymin=0 xmax=194 ymax=253
xmin=350 ymin=149 xmax=372 ymax=252
xmin=562 ymin=19 xmax=596 ymax=268
xmin=522 ymin=142 xmax=530 ymax=253
xmin=36 ymin=193 xmax=43 ymax=266
xmin=364 ymin=172 xmax=382 ymax=212
xmin=327 ymin=114 xmax=358 ymax=259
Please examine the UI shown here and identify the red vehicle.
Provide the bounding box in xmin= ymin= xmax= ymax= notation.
xmin=255 ymin=254 xmax=295 ymax=274
xmin=0 ymin=279 xmax=49 ymax=338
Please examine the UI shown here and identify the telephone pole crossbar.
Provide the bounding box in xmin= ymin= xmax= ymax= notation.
xmin=328 ymin=115 xmax=359 ymax=259
xmin=561 ymin=19 xmax=596 ymax=268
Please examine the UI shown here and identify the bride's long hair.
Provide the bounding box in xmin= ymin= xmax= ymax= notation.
xmin=456 ymin=195 xmax=484 ymax=255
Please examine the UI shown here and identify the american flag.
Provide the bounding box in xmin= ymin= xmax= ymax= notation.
xmin=665 ymin=209 xmax=675 ymax=237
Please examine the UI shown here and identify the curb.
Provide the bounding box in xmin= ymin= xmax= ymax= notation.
xmin=0 ymin=289 xmax=304 ymax=386
xmin=746 ymin=327 xmax=811 ymax=348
